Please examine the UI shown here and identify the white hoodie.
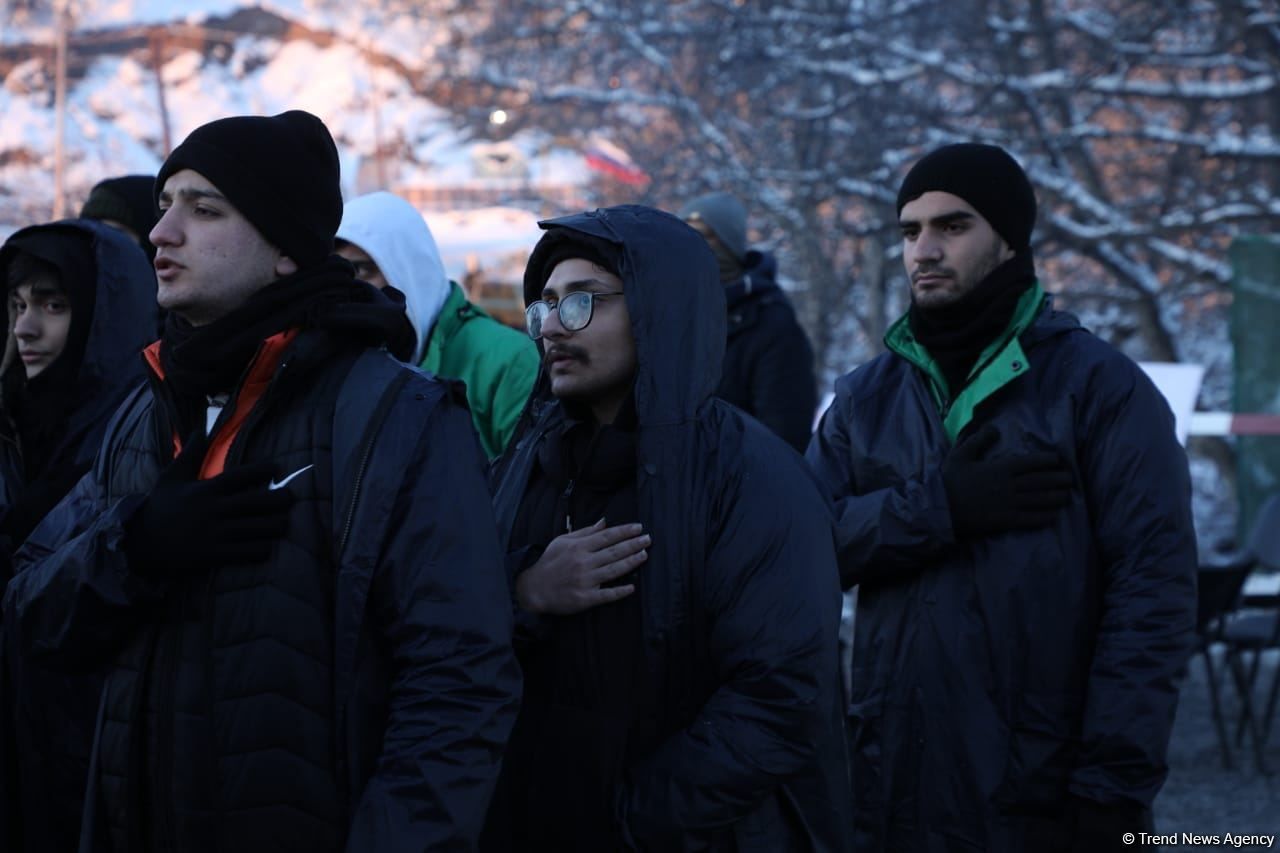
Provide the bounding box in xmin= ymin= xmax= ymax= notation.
xmin=335 ymin=191 xmax=450 ymax=364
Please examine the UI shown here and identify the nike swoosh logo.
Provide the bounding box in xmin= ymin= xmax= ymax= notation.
xmin=268 ymin=464 xmax=314 ymax=491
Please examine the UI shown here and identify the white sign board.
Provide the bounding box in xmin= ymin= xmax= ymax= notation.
xmin=1138 ymin=362 xmax=1205 ymax=446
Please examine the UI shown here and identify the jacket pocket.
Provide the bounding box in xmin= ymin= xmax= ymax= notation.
xmin=992 ymin=690 xmax=1080 ymax=811
xmin=731 ymin=785 xmax=814 ymax=853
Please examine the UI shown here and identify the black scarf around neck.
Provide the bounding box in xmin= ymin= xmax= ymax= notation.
xmin=157 ymin=257 xmax=411 ymax=432
xmin=538 ymin=395 xmax=639 ymax=498
xmin=908 ymin=251 xmax=1036 ymax=397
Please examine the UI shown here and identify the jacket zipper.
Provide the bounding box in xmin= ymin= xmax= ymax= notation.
xmin=152 ymin=363 xmax=206 ymax=852
xmin=562 ymin=478 xmax=576 ymax=533
xmin=151 ymin=350 xmax=292 ymax=848
xmin=0 ymin=413 xmax=22 ymax=459
xmin=153 ymin=588 xmax=184 ymax=853
xmin=338 ymin=430 xmax=376 ymax=555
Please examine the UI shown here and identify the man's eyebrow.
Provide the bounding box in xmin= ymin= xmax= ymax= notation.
xmin=541 ymin=278 xmax=617 ymax=299
xmin=28 ymin=282 xmax=68 ymax=298
xmin=899 ymin=210 xmax=976 ymax=228
xmin=157 ymin=188 xmax=229 ymax=203
xmin=15 ymin=282 xmax=67 ymax=299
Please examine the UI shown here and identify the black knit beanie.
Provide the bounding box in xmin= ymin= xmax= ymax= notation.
xmin=896 ymin=143 xmax=1037 ymax=252
xmin=80 ymin=175 xmax=159 ymax=259
xmin=523 ymin=228 xmax=623 ymax=306
xmin=155 ymin=110 xmax=342 ymax=269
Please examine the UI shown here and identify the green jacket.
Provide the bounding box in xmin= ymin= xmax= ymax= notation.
xmin=421 ymin=281 xmax=539 ymax=457
xmin=883 ymin=282 xmax=1045 ymax=442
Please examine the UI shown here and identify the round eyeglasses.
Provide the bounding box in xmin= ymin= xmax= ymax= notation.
xmin=525 ymin=290 xmax=624 ymax=340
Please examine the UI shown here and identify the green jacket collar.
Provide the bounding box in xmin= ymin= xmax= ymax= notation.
xmin=422 ymin=281 xmax=471 ymax=371
xmin=885 ymin=282 xmax=1046 ymax=442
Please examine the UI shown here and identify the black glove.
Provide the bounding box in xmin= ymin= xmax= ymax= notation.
xmin=942 ymin=422 xmax=1073 ymax=536
xmin=1069 ymin=796 xmax=1148 ymax=853
xmin=125 ymin=431 xmax=294 ymax=578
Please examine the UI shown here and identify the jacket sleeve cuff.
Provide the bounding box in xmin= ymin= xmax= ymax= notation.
xmin=509 ymin=545 xmax=549 ymax=646
xmin=105 ymin=493 xmax=168 ymax=598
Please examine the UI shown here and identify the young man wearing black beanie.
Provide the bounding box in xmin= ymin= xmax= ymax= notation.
xmin=3 ymin=110 xmax=519 ymax=853
xmin=806 ymin=143 xmax=1197 ymax=853
xmin=482 ymin=205 xmax=851 ymax=852
xmin=80 ymin=174 xmax=161 ymax=261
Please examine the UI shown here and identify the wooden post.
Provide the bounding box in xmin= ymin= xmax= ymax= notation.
xmin=150 ymin=30 xmax=172 ymax=156
xmin=371 ymin=79 xmax=387 ymax=190
xmin=52 ymin=0 xmax=69 ymax=218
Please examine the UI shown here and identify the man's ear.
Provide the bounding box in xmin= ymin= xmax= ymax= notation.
xmin=997 ymin=238 xmax=1015 ymax=265
xmin=275 ymin=255 xmax=299 ymax=277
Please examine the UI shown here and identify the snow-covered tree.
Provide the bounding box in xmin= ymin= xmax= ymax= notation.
xmin=455 ymin=0 xmax=1280 ymax=546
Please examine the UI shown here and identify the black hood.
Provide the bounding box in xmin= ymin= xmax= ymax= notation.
xmin=0 ymin=219 xmax=157 ymax=534
xmin=0 ymin=219 xmax=157 ymax=410
xmin=523 ymin=205 xmax=725 ymax=426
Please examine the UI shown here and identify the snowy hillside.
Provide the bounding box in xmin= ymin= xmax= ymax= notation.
xmin=2 ymin=0 xmax=453 ymax=71
xmin=0 ymin=0 xmax=590 ymax=255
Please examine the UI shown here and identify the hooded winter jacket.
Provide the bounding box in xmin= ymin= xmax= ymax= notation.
xmin=805 ymin=293 xmax=1197 ymax=852
xmin=336 ymin=192 xmax=538 ymax=457
xmin=3 ymin=322 xmax=520 ymax=852
xmin=420 ymin=281 xmax=539 ymax=458
xmin=0 ymin=219 xmax=157 ymax=853
xmin=491 ymin=205 xmax=852 ymax=852
xmin=335 ymin=192 xmax=450 ymax=365
xmin=717 ymin=250 xmax=817 ymax=454
xmin=0 ymin=220 xmax=157 ymax=573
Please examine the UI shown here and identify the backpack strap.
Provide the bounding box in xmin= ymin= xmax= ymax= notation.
xmin=331 ymin=351 xmax=413 ymax=559
xmin=328 ymin=349 xmax=414 ymax=818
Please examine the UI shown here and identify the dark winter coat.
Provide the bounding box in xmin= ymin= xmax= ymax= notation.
xmin=0 ymin=220 xmax=157 ymax=576
xmin=805 ymin=293 xmax=1198 ymax=853
xmin=0 ymin=219 xmax=157 ymax=853
xmin=717 ymin=251 xmax=817 ymax=453
xmin=491 ymin=206 xmax=852 ymax=852
xmin=3 ymin=334 xmax=520 ymax=853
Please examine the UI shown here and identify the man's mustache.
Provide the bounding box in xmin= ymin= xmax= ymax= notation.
xmin=544 ymin=345 xmax=589 ymax=365
xmin=911 ymin=265 xmax=954 ymax=284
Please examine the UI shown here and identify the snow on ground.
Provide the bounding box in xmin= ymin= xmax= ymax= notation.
xmin=1 ymin=4 xmax=593 ymax=233
xmin=1155 ymin=648 xmax=1280 ymax=849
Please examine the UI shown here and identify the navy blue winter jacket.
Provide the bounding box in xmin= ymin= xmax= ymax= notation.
xmin=806 ymin=301 xmax=1197 ymax=852
xmin=492 ymin=206 xmax=852 ymax=852
xmin=0 ymin=220 xmax=157 ymax=853
xmin=718 ymin=250 xmax=818 ymax=453
xmin=3 ymin=336 xmax=520 ymax=853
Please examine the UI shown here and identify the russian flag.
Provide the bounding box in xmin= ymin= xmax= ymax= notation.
xmin=584 ymin=135 xmax=649 ymax=186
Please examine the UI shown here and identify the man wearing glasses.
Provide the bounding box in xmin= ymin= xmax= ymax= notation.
xmin=483 ymin=205 xmax=852 ymax=852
